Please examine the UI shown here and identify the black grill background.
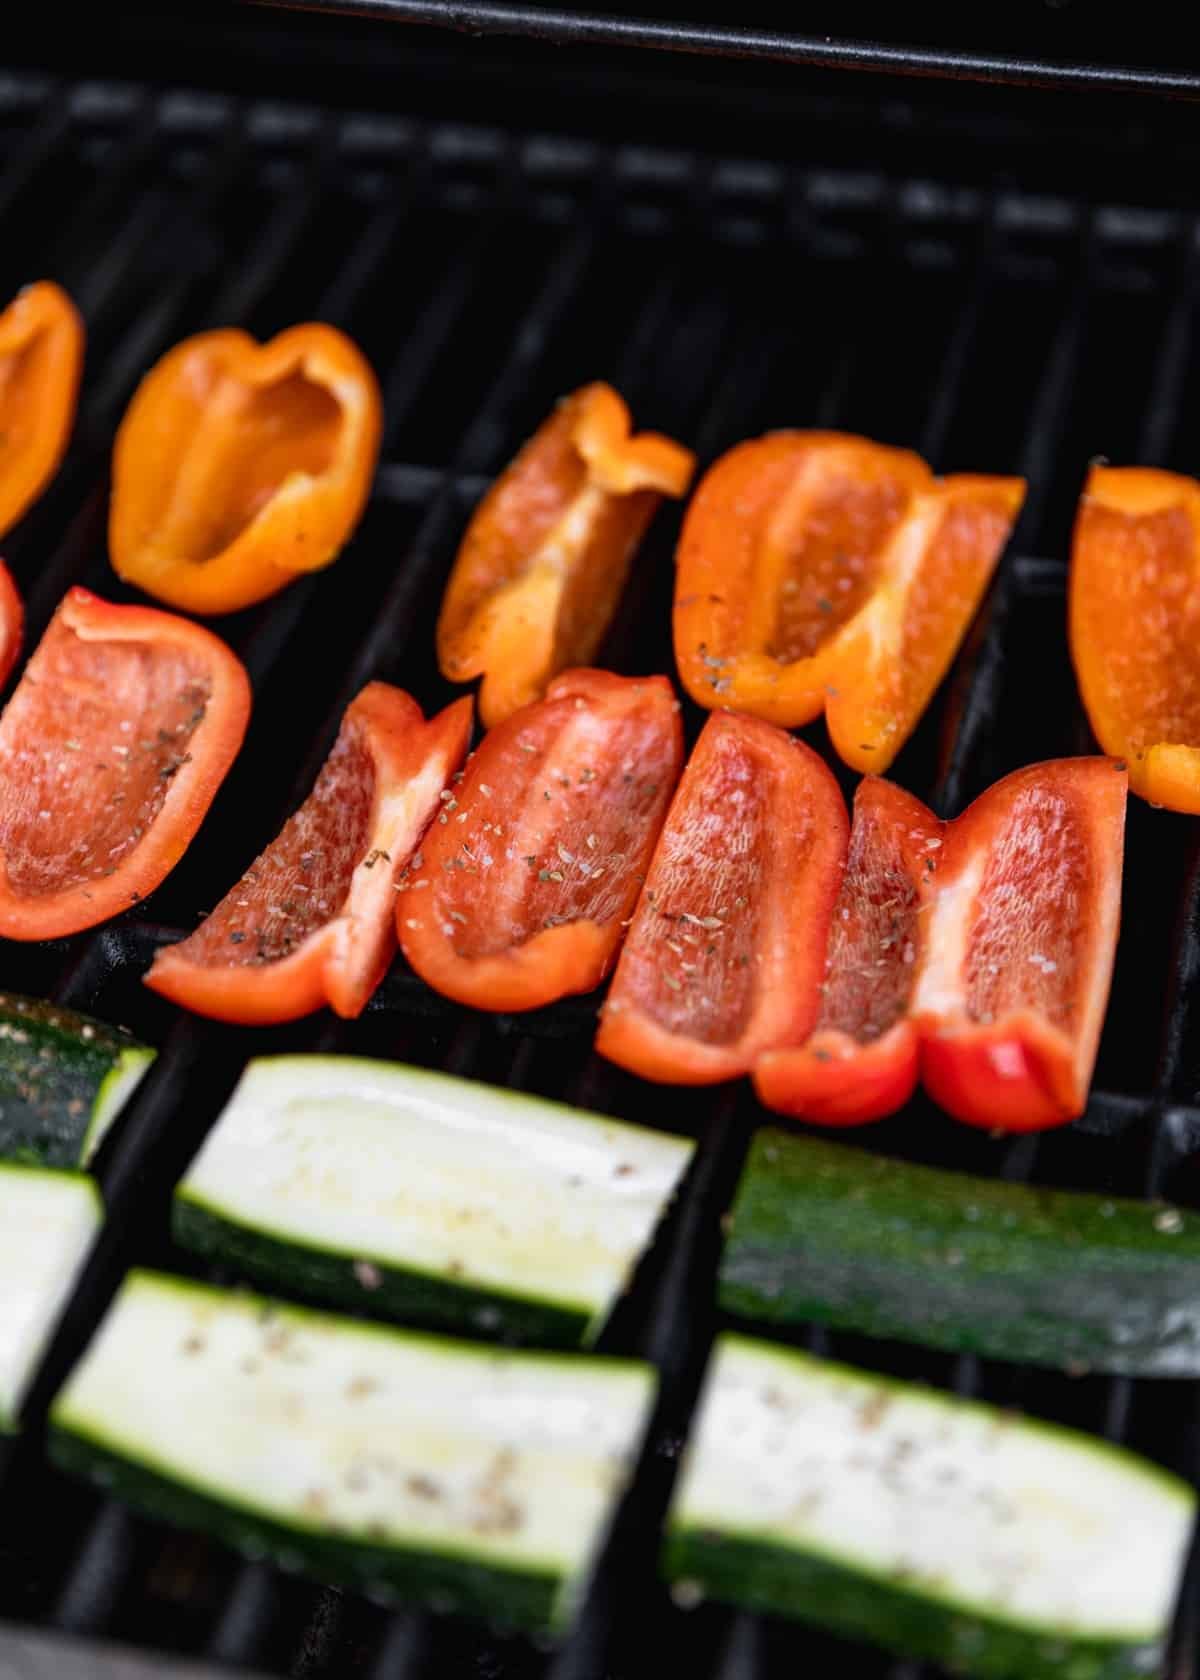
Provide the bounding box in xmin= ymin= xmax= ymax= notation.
xmin=1 ymin=30 xmax=1200 ymax=1679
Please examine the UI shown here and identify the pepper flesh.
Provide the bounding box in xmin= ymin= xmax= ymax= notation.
xmin=1071 ymin=465 xmax=1200 ymax=812
xmin=753 ymin=776 xmax=939 ymax=1124
xmin=0 ymin=561 xmax=22 ymax=689
xmin=146 ymin=685 xmax=471 ymax=1024
xmin=0 ymin=281 xmax=85 ymax=540
xmin=437 ymin=383 xmax=695 ymax=728
xmin=596 ymin=712 xmax=849 ymax=1085
xmin=398 ymin=668 xmax=682 ymax=1012
xmin=109 ymin=324 xmax=382 ymax=616
xmin=912 ymin=757 xmax=1127 ymax=1132
xmin=674 ymin=432 xmax=1025 ymax=771
xmin=0 ymin=588 xmax=251 ymax=940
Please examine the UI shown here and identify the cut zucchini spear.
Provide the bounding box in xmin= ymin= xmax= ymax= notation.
xmin=665 ymin=1334 xmax=1194 ymax=1680
xmin=0 ymin=993 xmax=154 ymax=1168
xmin=1 ymin=1165 xmax=101 ymax=1431
xmin=173 ymin=1055 xmax=693 ymax=1347
xmin=51 ymin=1271 xmax=655 ymax=1633
xmin=721 ymin=1129 xmax=1200 ymax=1375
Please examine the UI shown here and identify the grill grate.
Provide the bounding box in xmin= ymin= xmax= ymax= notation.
xmin=1 ymin=58 xmax=1200 ymax=1680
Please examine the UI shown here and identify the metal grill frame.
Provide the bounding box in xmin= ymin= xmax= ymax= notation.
xmin=1 ymin=40 xmax=1200 ymax=1680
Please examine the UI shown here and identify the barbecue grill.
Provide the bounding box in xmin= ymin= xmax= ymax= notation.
xmin=3 ymin=3 xmax=1200 ymax=1675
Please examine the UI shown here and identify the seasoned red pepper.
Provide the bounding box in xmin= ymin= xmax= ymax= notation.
xmin=397 ymin=668 xmax=682 ymax=1012
xmin=596 ymin=711 xmax=849 ymax=1085
xmin=0 ymin=588 xmax=250 ymax=940
xmin=0 ymin=561 xmax=22 ymax=689
xmin=146 ymin=685 xmax=471 ymax=1024
xmin=755 ymin=758 xmax=1127 ymax=1131
xmin=753 ymin=776 xmax=939 ymax=1125
xmin=674 ymin=433 xmax=1024 ymax=771
xmin=911 ymin=758 xmax=1127 ymax=1132
xmin=438 ymin=383 xmax=694 ymax=727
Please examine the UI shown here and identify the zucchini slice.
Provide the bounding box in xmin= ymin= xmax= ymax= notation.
xmin=720 ymin=1128 xmax=1200 ymax=1375
xmin=0 ymin=993 xmax=154 ymax=1168
xmin=664 ymin=1334 xmax=1194 ymax=1680
xmin=0 ymin=1165 xmax=101 ymax=1430
xmin=51 ymin=1271 xmax=655 ymax=1632
xmin=173 ymin=1055 xmax=693 ymax=1347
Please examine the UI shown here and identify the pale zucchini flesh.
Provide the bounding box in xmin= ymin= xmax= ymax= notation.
xmin=173 ymin=1056 xmax=693 ymax=1346
xmin=665 ymin=1334 xmax=1194 ymax=1680
xmin=51 ymin=1271 xmax=656 ymax=1631
xmin=0 ymin=1165 xmax=102 ymax=1430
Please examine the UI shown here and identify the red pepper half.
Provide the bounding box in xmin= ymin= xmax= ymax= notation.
xmin=0 ymin=560 xmax=22 ymax=689
xmin=911 ymin=757 xmax=1127 ymax=1132
xmin=754 ymin=758 xmax=1126 ymax=1131
xmin=0 ymin=588 xmax=251 ymax=940
xmin=596 ymin=712 xmax=849 ymax=1085
xmin=146 ymin=684 xmax=471 ymax=1024
xmin=753 ymin=776 xmax=940 ymax=1125
xmin=397 ymin=669 xmax=682 ymax=1012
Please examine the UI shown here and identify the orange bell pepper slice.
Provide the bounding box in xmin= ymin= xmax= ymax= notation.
xmin=397 ymin=668 xmax=682 ymax=1012
xmin=1070 ymin=465 xmax=1200 ymax=812
xmin=437 ymin=383 xmax=694 ymax=728
xmin=0 ymin=561 xmax=22 ymax=689
xmin=109 ymin=323 xmax=382 ymax=616
xmin=146 ymin=684 xmax=471 ymax=1024
xmin=0 ymin=588 xmax=251 ymax=940
xmin=596 ymin=711 xmax=848 ymax=1085
xmin=674 ymin=432 xmax=1025 ymax=771
xmin=753 ymin=775 xmax=939 ymax=1124
xmin=0 ymin=281 xmax=85 ymax=540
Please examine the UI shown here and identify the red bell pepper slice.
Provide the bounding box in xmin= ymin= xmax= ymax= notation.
xmin=911 ymin=757 xmax=1127 ymax=1132
xmin=753 ymin=776 xmax=941 ymax=1125
xmin=0 ymin=560 xmax=22 ymax=689
xmin=0 ymin=587 xmax=250 ymax=940
xmin=595 ymin=711 xmax=849 ymax=1085
xmin=146 ymin=684 xmax=471 ymax=1024
xmin=397 ymin=668 xmax=682 ymax=1012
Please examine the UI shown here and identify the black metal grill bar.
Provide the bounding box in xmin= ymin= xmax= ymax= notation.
xmin=245 ymin=0 xmax=1200 ymax=102
xmin=1 ymin=61 xmax=1199 ymax=1680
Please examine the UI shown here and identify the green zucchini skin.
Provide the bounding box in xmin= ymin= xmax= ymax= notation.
xmin=49 ymin=1425 xmax=558 ymax=1631
xmin=172 ymin=1196 xmax=591 ymax=1349
xmin=720 ymin=1128 xmax=1200 ymax=1374
xmin=664 ymin=1530 xmax=1160 ymax=1680
xmin=0 ymin=993 xmax=153 ymax=1168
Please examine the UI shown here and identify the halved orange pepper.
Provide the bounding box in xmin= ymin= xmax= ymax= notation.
xmin=674 ymin=432 xmax=1025 ymax=771
xmin=109 ymin=324 xmax=382 ymax=616
xmin=0 ymin=588 xmax=251 ymax=940
xmin=0 ymin=281 xmax=85 ymax=540
xmin=146 ymin=684 xmax=471 ymax=1024
xmin=0 ymin=562 xmax=22 ymax=689
xmin=437 ymin=383 xmax=694 ymax=727
xmin=1071 ymin=465 xmax=1200 ymax=812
